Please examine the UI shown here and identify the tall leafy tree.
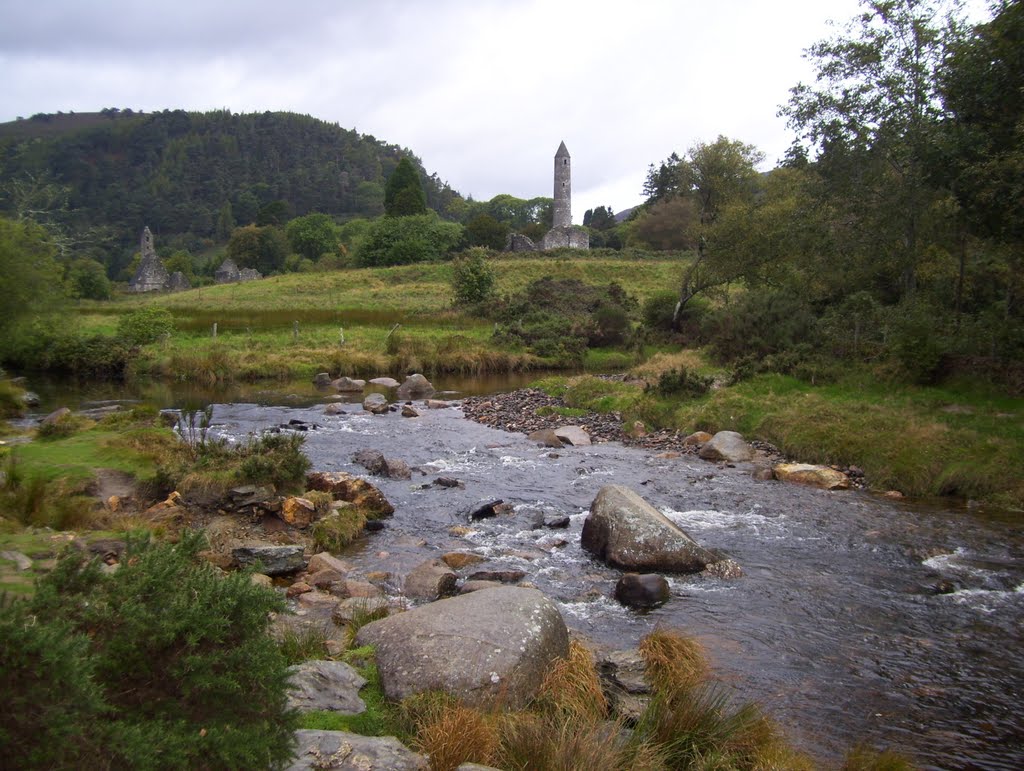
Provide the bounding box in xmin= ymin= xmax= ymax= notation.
xmin=384 ymin=158 xmax=428 ymax=216
xmin=285 ymin=212 xmax=341 ymax=260
xmin=782 ymin=0 xmax=959 ymax=297
xmin=0 ymin=217 xmax=65 ymax=335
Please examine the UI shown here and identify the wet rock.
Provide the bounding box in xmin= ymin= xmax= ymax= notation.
xmin=288 ymin=729 xmax=428 ymax=771
xmin=362 ymin=393 xmax=389 ymax=415
xmin=683 ymin=431 xmax=713 ymax=446
xmin=401 ymin=405 xmax=421 ymax=418
xmin=355 ymin=586 xmax=569 ymax=709
xmin=308 ymin=552 xmax=352 ymax=575
xmin=702 ymin=559 xmax=744 ymax=579
xmin=404 ymin=559 xmax=458 ymax=600
xmin=468 ymin=499 xmax=506 ymax=520
xmin=250 ymin=573 xmax=273 ymax=588
xmin=287 ymin=660 xmax=367 ymax=714
xmin=467 ymin=569 xmax=527 ymax=584
xmin=297 ymin=590 xmax=340 ymax=609
xmin=581 ymin=485 xmax=715 ymax=574
xmin=381 ymin=458 xmax=411 ymax=480
xmin=460 ymin=579 xmax=504 ymax=593
xmin=308 ymin=568 xmax=346 ymax=589
xmin=306 ymin=472 xmax=395 ymax=518
xmin=332 ymin=377 xmax=366 ymax=392
xmin=751 ymin=466 xmax=775 ymax=481
xmin=773 ymin=463 xmax=850 ymax=490
xmin=352 ymin=449 xmax=386 ymax=474
xmin=287 ymin=581 xmax=313 ymax=598
xmin=332 ymin=596 xmax=392 ymax=624
xmin=370 ymin=377 xmax=401 ymax=388
xmin=313 ymin=372 xmax=333 ymax=388
xmin=40 ymin=406 xmax=72 ymax=427
xmin=323 ymin=403 xmax=346 ymax=416
xmin=280 ymin=496 xmax=317 ymax=528
xmin=21 ymin=391 xmax=40 ymax=407
xmin=698 ymin=431 xmax=755 ymax=462
xmin=232 ymin=545 xmax=305 ymax=575
xmin=544 ymin=514 xmax=571 ymax=529
xmin=528 ymin=428 xmax=563 ymax=447
xmin=554 ymin=426 xmax=591 ymax=446
xmin=614 ymin=573 xmax=670 ymax=609
xmin=396 ymin=374 xmax=435 ymax=400
xmin=433 ymin=476 xmax=462 ymax=489
xmin=425 ymin=399 xmax=450 ymax=409
xmin=441 ymin=552 xmax=485 ymax=570
xmin=343 ymin=579 xmax=384 ymax=598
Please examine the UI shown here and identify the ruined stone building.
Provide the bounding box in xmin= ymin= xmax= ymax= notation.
xmin=507 ymin=141 xmax=589 ymax=252
xmin=214 ymin=258 xmax=262 ymax=284
xmin=128 ymin=226 xmax=190 ymax=292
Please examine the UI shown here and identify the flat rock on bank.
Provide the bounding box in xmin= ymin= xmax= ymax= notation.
xmin=288 ymin=730 xmax=428 ymax=771
xmin=355 ymin=586 xmax=569 ymax=709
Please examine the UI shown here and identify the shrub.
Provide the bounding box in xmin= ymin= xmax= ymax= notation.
xmin=450 ymin=248 xmax=496 ymax=307
xmin=116 ymin=307 xmax=174 ymax=346
xmin=648 ymin=366 xmax=713 ymax=398
xmin=885 ymin=299 xmax=949 ymax=384
xmin=357 ymin=213 xmax=465 ymax=267
xmin=236 ymin=432 xmax=310 ymax=491
xmin=4 ymin=532 xmax=297 ymax=770
xmin=704 ymin=289 xmax=819 ymax=363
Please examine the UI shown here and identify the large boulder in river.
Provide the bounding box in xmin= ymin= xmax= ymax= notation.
xmin=773 ymin=463 xmax=850 ymax=490
xmin=332 ymin=376 xmax=366 ymax=392
xmin=355 ymin=586 xmax=569 ymax=709
xmin=287 ymin=660 xmax=367 ymax=714
xmin=362 ymin=393 xmax=389 ymax=414
xmin=404 ymin=559 xmax=458 ymax=600
xmin=698 ymin=431 xmax=755 ymax=462
xmin=396 ymin=373 xmax=435 ymax=400
xmin=581 ymin=485 xmax=714 ymax=573
xmin=306 ymin=471 xmax=394 ymax=518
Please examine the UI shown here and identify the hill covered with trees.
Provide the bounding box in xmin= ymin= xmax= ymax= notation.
xmin=0 ymin=109 xmax=464 ymax=274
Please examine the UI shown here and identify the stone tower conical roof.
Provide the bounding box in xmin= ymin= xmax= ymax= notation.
xmin=555 ymin=140 xmax=570 ymax=158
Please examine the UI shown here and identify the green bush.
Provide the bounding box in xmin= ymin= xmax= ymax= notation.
xmin=1 ymin=321 xmax=137 ymax=378
xmin=311 ymin=505 xmax=367 ymax=551
xmin=885 ymin=300 xmax=949 ymax=384
xmin=450 ymin=248 xmax=496 ymax=307
xmin=2 ymin=532 xmax=297 ymax=770
xmin=356 ymin=213 xmax=465 ymax=267
xmin=642 ymin=290 xmax=680 ymax=333
xmin=649 ymin=366 xmax=713 ymax=398
xmin=117 ymin=307 xmax=175 ymax=346
xmin=236 ymin=432 xmax=310 ymax=492
xmin=704 ymin=289 xmax=819 ymax=363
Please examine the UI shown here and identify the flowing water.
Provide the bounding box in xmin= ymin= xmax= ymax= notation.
xmin=23 ymin=378 xmax=1024 ymax=768
xmin=192 ymin=392 xmax=1024 ymax=770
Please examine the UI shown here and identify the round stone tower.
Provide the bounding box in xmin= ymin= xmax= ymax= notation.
xmin=553 ymin=140 xmax=571 ymax=228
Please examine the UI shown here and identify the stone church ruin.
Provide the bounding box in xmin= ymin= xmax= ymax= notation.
xmin=506 ymin=141 xmax=589 ymax=252
xmin=128 ymin=226 xmax=191 ymax=293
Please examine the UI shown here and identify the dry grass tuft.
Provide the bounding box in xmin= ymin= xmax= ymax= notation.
xmin=402 ymin=693 xmax=500 ymax=771
xmin=639 ymin=627 xmax=710 ymax=694
xmin=533 ymin=639 xmax=608 ymax=722
xmin=842 ymin=743 xmax=917 ymax=771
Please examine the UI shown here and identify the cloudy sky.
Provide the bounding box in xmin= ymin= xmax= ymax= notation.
xmin=0 ymin=0 xmax=956 ymax=220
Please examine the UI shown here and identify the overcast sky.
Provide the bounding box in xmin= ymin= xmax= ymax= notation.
xmin=0 ymin=0 xmax=975 ymax=221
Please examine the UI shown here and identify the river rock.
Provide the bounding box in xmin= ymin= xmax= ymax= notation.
xmin=288 ymin=730 xmax=428 ymax=771
xmin=369 ymin=377 xmax=401 ymax=388
xmin=441 ymin=552 xmax=485 ymax=570
xmin=313 ymin=372 xmax=333 ymax=388
xmin=232 ymin=545 xmax=305 ymax=575
xmin=467 ymin=569 xmax=526 ymax=584
xmin=280 ymin=496 xmax=317 ymax=528
xmin=323 ymin=403 xmax=346 ymax=416
xmin=401 ymin=405 xmax=421 ymax=418
xmin=382 ymin=458 xmax=411 ymax=480
xmin=306 ymin=472 xmax=395 ymax=518
xmin=527 ymin=428 xmax=563 ymax=447
xmin=332 ymin=596 xmax=392 ymax=624
xmin=468 ymin=500 xmax=507 ymax=520
xmin=614 ymin=573 xmax=670 ymax=609
xmin=396 ymin=373 xmax=435 ymax=400
xmin=355 ymin=586 xmax=569 ymax=709
xmin=683 ymin=431 xmax=713 ymax=446
xmin=581 ymin=485 xmax=715 ymax=573
xmin=554 ymin=426 xmax=592 ymax=446
xmin=308 ymin=568 xmax=346 ymax=589
xmin=404 ymin=559 xmax=458 ymax=600
xmin=773 ymin=463 xmax=851 ymax=490
xmin=362 ymin=393 xmax=389 ymax=415
xmin=287 ymin=660 xmax=367 ymax=714
xmin=308 ymin=552 xmax=352 ymax=574
xmin=0 ymin=550 xmax=32 ymax=571
xmin=460 ymin=579 xmax=504 ymax=593
xmin=40 ymin=406 xmax=72 ymax=427
xmin=698 ymin=431 xmax=755 ymax=462
xmin=352 ymin=449 xmax=386 ymax=474
xmin=332 ymin=377 xmax=366 ymax=392
xmin=425 ymin=399 xmax=450 ymax=409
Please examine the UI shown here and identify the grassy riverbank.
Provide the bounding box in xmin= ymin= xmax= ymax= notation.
xmin=538 ymin=352 xmax=1024 ymax=512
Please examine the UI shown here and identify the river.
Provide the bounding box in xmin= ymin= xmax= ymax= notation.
xmin=30 ymin=377 xmax=1024 ymax=769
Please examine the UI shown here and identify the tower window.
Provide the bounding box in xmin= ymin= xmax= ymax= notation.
xmin=563 ymin=159 xmax=568 ymax=166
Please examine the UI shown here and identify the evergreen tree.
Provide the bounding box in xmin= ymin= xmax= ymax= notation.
xmin=384 ymin=158 xmax=428 ymax=216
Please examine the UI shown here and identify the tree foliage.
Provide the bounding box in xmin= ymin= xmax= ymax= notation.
xmin=285 ymin=212 xmax=341 ymax=260
xmin=0 ymin=217 xmax=64 ymax=333
xmin=384 ymin=158 xmax=428 ymax=216
xmin=450 ymin=247 xmax=497 ymax=306
xmin=356 ymin=213 xmax=465 ymax=267
xmin=1 ymin=532 xmax=297 ymax=770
